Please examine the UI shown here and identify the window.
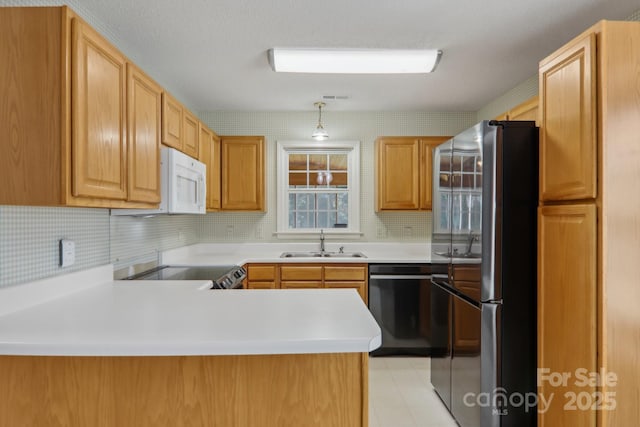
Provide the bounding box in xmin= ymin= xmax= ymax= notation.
xmin=277 ymin=140 xmax=360 ymax=236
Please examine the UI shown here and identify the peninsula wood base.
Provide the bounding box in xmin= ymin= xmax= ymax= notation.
xmin=0 ymin=353 xmax=369 ymax=427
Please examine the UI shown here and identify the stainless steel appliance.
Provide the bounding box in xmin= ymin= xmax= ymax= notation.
xmin=368 ymin=264 xmax=432 ymax=356
xmin=430 ymin=120 xmax=538 ymax=427
xmin=124 ymin=265 xmax=246 ymax=289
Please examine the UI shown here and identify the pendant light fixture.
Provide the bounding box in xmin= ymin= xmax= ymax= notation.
xmin=312 ymin=102 xmax=329 ymax=141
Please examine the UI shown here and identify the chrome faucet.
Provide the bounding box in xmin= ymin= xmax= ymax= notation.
xmin=319 ymin=229 xmax=325 ymax=254
xmin=466 ymin=232 xmax=478 ymax=255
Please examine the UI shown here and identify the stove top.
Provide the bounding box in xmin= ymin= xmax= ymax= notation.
xmin=125 ymin=265 xmax=246 ymax=289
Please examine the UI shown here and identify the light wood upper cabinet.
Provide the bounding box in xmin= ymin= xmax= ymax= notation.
xmin=538 ymin=204 xmax=597 ymax=427
xmin=375 ymin=136 xmax=450 ymax=211
xmin=508 ymin=95 xmax=538 ymax=122
xmin=199 ymin=124 xmax=221 ymax=211
xmin=221 ymin=136 xmax=265 ymax=211
xmin=539 ymin=32 xmax=597 ymax=202
xmin=161 ymin=92 xmax=182 ymax=150
xmin=127 ymin=64 xmax=161 ymax=204
xmin=376 ymin=138 xmax=420 ymax=210
xmin=71 ymin=18 xmax=127 ymax=200
xmin=0 ymin=7 xmax=159 ymax=208
xmin=182 ymin=109 xmax=199 ymax=159
xmin=493 ymin=95 xmax=539 ymax=124
xmin=419 ymin=140 xmax=435 ymax=210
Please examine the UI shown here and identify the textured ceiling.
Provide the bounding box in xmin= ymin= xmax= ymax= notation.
xmin=11 ymin=0 xmax=640 ymax=111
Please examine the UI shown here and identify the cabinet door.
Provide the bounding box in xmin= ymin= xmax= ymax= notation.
xmin=419 ymin=137 xmax=450 ymax=210
xmin=376 ymin=138 xmax=420 ymax=210
xmin=324 ymin=282 xmax=367 ymax=302
xmin=199 ymin=124 xmax=221 ymax=211
xmin=127 ymin=64 xmax=161 ymax=203
xmin=183 ymin=110 xmax=199 ymax=159
xmin=419 ymin=140 xmax=434 ymax=210
xmin=210 ymin=134 xmax=221 ymax=210
xmin=539 ymin=33 xmax=597 ymax=201
xmin=221 ymin=136 xmax=265 ymax=211
xmin=161 ymin=92 xmax=182 ymax=150
xmin=71 ymin=18 xmax=127 ymax=200
xmin=538 ymin=204 xmax=596 ymax=427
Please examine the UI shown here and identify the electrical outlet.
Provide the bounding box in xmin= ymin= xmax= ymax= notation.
xmin=59 ymin=239 xmax=75 ymax=267
xmin=402 ymin=226 xmax=413 ymax=239
xmin=226 ymin=225 xmax=234 ymax=237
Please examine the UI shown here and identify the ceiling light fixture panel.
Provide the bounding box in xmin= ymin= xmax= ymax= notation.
xmin=268 ymin=48 xmax=442 ymax=74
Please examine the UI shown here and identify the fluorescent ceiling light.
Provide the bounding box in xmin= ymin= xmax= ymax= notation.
xmin=268 ymin=48 xmax=442 ymax=74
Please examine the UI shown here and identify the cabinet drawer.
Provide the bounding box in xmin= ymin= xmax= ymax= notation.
xmin=281 ymin=281 xmax=322 ymax=289
xmin=246 ymin=281 xmax=277 ymax=289
xmin=280 ymin=266 xmax=322 ymax=281
xmin=324 ymin=265 xmax=367 ymax=281
xmin=247 ymin=265 xmax=276 ymax=281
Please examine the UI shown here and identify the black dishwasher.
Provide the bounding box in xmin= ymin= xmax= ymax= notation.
xmin=368 ymin=264 xmax=432 ymax=356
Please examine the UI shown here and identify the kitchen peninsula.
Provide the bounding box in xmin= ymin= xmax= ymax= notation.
xmin=0 ymin=265 xmax=381 ymax=427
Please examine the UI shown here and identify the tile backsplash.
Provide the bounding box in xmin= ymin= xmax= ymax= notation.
xmin=0 ymin=206 xmax=109 ymax=287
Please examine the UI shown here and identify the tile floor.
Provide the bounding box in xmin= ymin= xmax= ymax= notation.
xmin=369 ymin=356 xmax=458 ymax=427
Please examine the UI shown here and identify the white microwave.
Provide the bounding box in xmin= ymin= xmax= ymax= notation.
xmin=112 ymin=147 xmax=206 ymax=216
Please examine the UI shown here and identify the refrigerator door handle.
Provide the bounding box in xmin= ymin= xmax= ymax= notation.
xmin=481 ymin=303 xmax=501 ymax=427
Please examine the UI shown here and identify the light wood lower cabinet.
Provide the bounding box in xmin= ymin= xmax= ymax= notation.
xmin=538 ymin=204 xmax=596 ymax=427
xmin=245 ymin=263 xmax=368 ymax=303
xmin=245 ymin=264 xmax=278 ymax=289
xmin=0 ymin=353 xmax=369 ymax=427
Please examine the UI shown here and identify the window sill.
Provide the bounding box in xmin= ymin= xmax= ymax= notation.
xmin=274 ymin=230 xmax=363 ymax=240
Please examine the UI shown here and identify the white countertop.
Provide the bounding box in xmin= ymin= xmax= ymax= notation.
xmin=0 ymin=266 xmax=381 ymax=356
xmin=161 ymin=242 xmax=441 ymax=266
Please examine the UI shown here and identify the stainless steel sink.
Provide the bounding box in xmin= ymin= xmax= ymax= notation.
xmin=280 ymin=251 xmax=367 ymax=258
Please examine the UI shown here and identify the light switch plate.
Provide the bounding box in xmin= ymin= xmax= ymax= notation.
xmin=59 ymin=239 xmax=75 ymax=267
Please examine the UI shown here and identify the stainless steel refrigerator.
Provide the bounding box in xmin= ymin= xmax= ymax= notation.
xmin=430 ymin=120 xmax=538 ymax=427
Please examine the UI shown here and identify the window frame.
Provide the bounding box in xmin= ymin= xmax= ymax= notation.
xmin=276 ymin=140 xmax=361 ymax=238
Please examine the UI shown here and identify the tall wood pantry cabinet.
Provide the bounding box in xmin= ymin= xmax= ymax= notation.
xmin=375 ymin=136 xmax=450 ymax=211
xmin=537 ymin=20 xmax=640 ymax=427
xmin=0 ymin=6 xmax=160 ymax=208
